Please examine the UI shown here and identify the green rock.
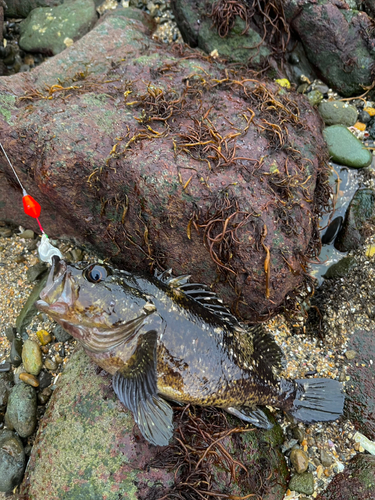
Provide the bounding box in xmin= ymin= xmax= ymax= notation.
xmin=334 ymin=188 xmax=375 ymax=252
xmin=323 ymin=256 xmax=356 ymax=279
xmin=307 ymin=89 xmax=323 ymax=106
xmin=5 ymin=0 xmax=64 ymax=19
xmin=4 ymin=383 xmax=37 ymax=438
xmin=323 ymin=125 xmax=372 ymax=168
xmin=289 ymin=472 xmax=314 ymax=495
xmin=0 ymin=429 xmax=25 ymax=493
xmin=19 ymin=0 xmax=97 ymax=56
xmin=318 ymin=101 xmax=358 ymax=126
xmin=22 ymin=340 xmax=43 ymax=376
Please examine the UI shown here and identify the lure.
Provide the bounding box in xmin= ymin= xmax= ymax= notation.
xmin=0 ymin=142 xmax=62 ymax=263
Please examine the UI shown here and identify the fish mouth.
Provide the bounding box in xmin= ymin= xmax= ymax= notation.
xmin=36 ymin=256 xmax=76 ymax=318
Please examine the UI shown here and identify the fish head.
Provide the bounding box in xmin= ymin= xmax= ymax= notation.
xmin=36 ymin=257 xmax=144 ymax=336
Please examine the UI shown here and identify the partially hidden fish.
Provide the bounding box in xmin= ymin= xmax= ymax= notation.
xmin=36 ymin=257 xmax=345 ymax=446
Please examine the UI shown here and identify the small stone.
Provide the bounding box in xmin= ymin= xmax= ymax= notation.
xmin=320 ymin=449 xmax=333 ymax=467
xmin=38 ymin=387 xmax=52 ymax=405
xmin=0 ymin=362 xmax=11 ymax=373
xmin=307 ymin=89 xmax=323 ymax=106
xmin=318 ymin=100 xmax=358 ymax=126
xmin=4 ymin=383 xmax=37 ymax=438
xmin=288 ymin=472 xmax=314 ymax=495
xmin=10 ymin=338 xmax=22 ymax=367
xmin=4 ymin=326 xmax=16 ymax=342
xmin=13 ymin=365 xmax=27 ymax=385
xmin=22 ymin=339 xmax=43 ymax=376
xmin=41 ymin=345 xmax=49 ymax=354
xmin=36 ymin=329 xmax=52 ymax=346
xmin=19 ymin=373 xmax=39 ymax=388
xmin=38 ymin=370 xmax=52 ymax=391
xmin=0 ymin=227 xmax=12 ymax=237
xmin=53 ymin=324 xmax=72 ymax=342
xmin=323 ymin=125 xmax=373 ymax=168
xmin=26 ymin=262 xmax=48 ymax=282
xmin=292 ymin=427 xmax=306 ymax=444
xmin=345 ymin=350 xmax=357 ymax=360
xmin=19 ymin=229 xmax=35 ymax=239
xmin=55 ymin=354 xmax=63 ymax=364
xmin=44 ymin=358 xmax=58 ymax=371
xmin=0 ymin=429 xmax=25 ymax=492
xmin=290 ymin=448 xmax=309 ymax=473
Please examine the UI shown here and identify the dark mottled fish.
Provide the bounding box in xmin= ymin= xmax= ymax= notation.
xmin=36 ymin=257 xmax=345 ymax=446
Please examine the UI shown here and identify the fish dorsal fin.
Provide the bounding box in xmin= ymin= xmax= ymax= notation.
xmin=154 ymin=269 xmax=237 ymax=323
xmin=112 ymin=329 xmax=174 ymax=446
xmin=249 ymin=324 xmax=284 ymax=383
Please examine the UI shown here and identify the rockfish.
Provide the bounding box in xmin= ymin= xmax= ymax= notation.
xmin=36 ymin=257 xmax=345 ymax=446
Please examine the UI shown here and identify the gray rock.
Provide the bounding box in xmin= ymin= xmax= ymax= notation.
xmin=318 ymin=101 xmax=358 ymax=127
xmin=320 ymin=449 xmax=333 ymax=468
xmin=0 ymin=429 xmax=25 ymax=493
xmin=334 ymin=188 xmax=375 ymax=252
xmin=289 ymin=472 xmax=314 ymax=495
xmin=5 ymin=0 xmax=64 ymax=19
xmin=10 ymin=338 xmax=23 ymax=367
xmin=19 ymin=0 xmax=97 ymax=56
xmin=323 ymin=256 xmax=356 ymax=279
xmin=26 ymin=262 xmax=48 ymax=282
xmin=52 ymin=324 xmax=72 ymax=342
xmin=5 ymin=383 xmax=37 ymax=438
xmin=290 ymin=448 xmax=309 ymax=474
xmin=323 ymin=125 xmax=372 ymax=168
xmin=19 ymin=229 xmax=35 ymax=239
xmin=22 ymin=340 xmax=43 ymax=376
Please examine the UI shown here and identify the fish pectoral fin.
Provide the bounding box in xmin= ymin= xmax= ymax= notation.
xmin=226 ymin=406 xmax=273 ymax=430
xmin=112 ymin=329 xmax=174 ymax=446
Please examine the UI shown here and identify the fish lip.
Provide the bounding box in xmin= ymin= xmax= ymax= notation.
xmin=36 ymin=258 xmax=74 ymax=318
xmin=39 ymin=256 xmax=67 ymax=303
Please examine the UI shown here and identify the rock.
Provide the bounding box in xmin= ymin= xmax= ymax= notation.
xmin=5 ymin=0 xmax=64 ymax=19
xmin=0 ymin=15 xmax=330 ymax=321
xmin=0 ymin=429 xmax=25 ymax=493
xmin=19 ymin=229 xmax=35 ymax=239
xmin=19 ymin=372 xmax=39 ymax=388
xmin=320 ymin=449 xmax=333 ymax=468
xmin=345 ymin=350 xmax=357 ymax=360
xmin=37 ymin=387 xmax=52 ymax=405
xmin=44 ymin=358 xmax=57 ymax=371
xmin=37 ymin=370 xmax=52 ymax=390
xmin=345 ymin=328 xmax=375 ymax=440
xmin=13 ymin=365 xmax=27 ymax=385
xmin=10 ymin=337 xmax=22 ymax=367
xmin=318 ymin=101 xmax=358 ymax=127
xmin=288 ymin=472 xmax=314 ymax=495
xmin=0 ymin=362 xmax=11 ymax=372
xmin=0 ymin=372 xmax=13 ymax=408
xmin=286 ymin=0 xmax=375 ymax=96
xmin=171 ymin=0 xmax=271 ymax=67
xmin=0 ymin=227 xmax=13 ymax=237
xmin=323 ymin=125 xmax=372 ymax=168
xmin=26 ymin=262 xmax=48 ymax=282
xmin=323 ymin=256 xmax=356 ymax=279
xmin=20 ymin=348 xmax=289 ymax=499
xmin=290 ymin=448 xmax=309 ymax=473
xmin=5 ymin=326 xmax=16 ymax=342
xmin=321 ymin=216 xmax=343 ymax=245
xmin=52 ymin=324 xmax=72 ymax=343
xmin=22 ymin=340 xmax=43 ymax=376
xmin=359 ymin=110 xmax=372 ymax=124
xmin=317 ymin=454 xmax=375 ymax=500
xmin=334 ymin=189 xmax=375 ymax=252
xmin=15 ymin=272 xmax=49 ymax=334
xmin=4 ymin=382 xmax=37 ymax=438
xmin=36 ymin=329 xmax=52 ymax=346
xmin=307 ymin=90 xmax=323 ymax=107
xmin=19 ymin=0 xmax=97 ymax=56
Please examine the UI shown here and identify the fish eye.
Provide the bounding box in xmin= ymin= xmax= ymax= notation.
xmin=84 ymin=264 xmax=111 ymax=283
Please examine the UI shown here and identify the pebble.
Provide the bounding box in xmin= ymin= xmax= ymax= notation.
xmin=323 ymin=124 xmax=373 ymax=168
xmin=4 ymin=382 xmax=37 ymax=438
xmin=37 ymin=387 xmax=52 ymax=405
xmin=38 ymin=370 xmax=52 ymax=391
xmin=19 ymin=229 xmax=35 ymax=239
xmin=345 ymin=350 xmax=357 ymax=360
xmin=320 ymin=449 xmax=333 ymax=467
xmin=36 ymin=329 xmax=52 ymax=346
xmin=44 ymin=358 xmax=58 ymax=371
xmin=290 ymin=448 xmax=309 ymax=473
xmin=288 ymin=472 xmax=315 ymax=495
xmin=53 ymin=324 xmax=72 ymax=342
xmin=10 ymin=338 xmax=22 ymax=367
xmin=0 ymin=429 xmax=25 ymax=493
xmin=318 ymin=100 xmax=358 ymax=127
xmin=19 ymin=372 xmax=39 ymax=388
xmin=22 ymin=339 xmax=43 ymax=376
xmin=26 ymin=262 xmax=48 ymax=282
xmin=0 ymin=362 xmax=11 ymax=373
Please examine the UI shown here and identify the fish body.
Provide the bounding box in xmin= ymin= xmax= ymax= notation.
xmin=36 ymin=258 xmax=345 ymax=446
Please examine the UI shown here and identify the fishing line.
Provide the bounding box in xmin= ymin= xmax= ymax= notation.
xmin=0 ymin=141 xmax=62 ymax=263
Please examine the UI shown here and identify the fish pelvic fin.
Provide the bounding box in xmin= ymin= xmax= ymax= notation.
xmin=112 ymin=329 xmax=173 ymax=446
xmin=226 ymin=406 xmax=273 ymax=430
xmin=288 ymin=378 xmax=345 ymax=423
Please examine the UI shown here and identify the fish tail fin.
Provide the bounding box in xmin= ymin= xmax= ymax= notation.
xmin=288 ymin=378 xmax=345 ymax=423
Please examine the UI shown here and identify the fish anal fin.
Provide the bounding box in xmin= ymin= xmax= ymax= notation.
xmin=112 ymin=329 xmax=173 ymax=446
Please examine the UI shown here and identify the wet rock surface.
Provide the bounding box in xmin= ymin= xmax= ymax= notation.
xmin=323 ymin=125 xmax=373 ymax=168
xmin=0 ymin=15 xmax=329 ymax=321
xmin=316 ymin=454 xmax=375 ymax=500
xmin=4 ymin=382 xmax=37 ymax=438
xmin=19 ymin=348 xmax=289 ymax=499
xmin=0 ymin=429 xmax=25 ymax=493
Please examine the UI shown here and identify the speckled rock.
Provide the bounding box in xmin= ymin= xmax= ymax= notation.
xmin=52 ymin=324 xmax=72 ymax=342
xmin=290 ymin=448 xmax=309 ymax=473
xmin=334 ymin=189 xmax=375 ymax=252
xmin=5 ymin=0 xmax=64 ymax=18
xmin=20 ymin=348 xmax=289 ymax=499
xmin=19 ymin=0 xmax=97 ymax=56
xmin=288 ymin=472 xmax=314 ymax=495
xmin=318 ymin=101 xmax=358 ymax=126
xmin=22 ymin=339 xmax=43 ymax=376
xmin=0 ymin=429 xmax=25 ymax=493
xmin=323 ymin=125 xmax=372 ymax=168
xmin=317 ymin=454 xmax=375 ymax=500
xmin=345 ymin=328 xmax=375 ymax=440
xmin=4 ymin=382 xmax=37 ymax=438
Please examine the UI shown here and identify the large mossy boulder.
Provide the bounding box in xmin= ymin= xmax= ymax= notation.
xmin=0 ymin=14 xmax=329 ymax=321
xmin=19 ymin=348 xmax=289 ymax=499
